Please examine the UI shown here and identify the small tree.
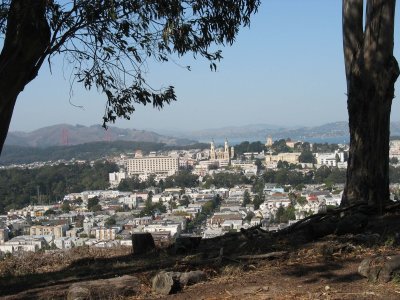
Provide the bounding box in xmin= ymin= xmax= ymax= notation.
xmin=61 ymin=202 xmax=71 ymax=213
xmin=179 ymin=195 xmax=190 ymax=207
xmin=87 ymin=196 xmax=100 ymax=211
xmin=44 ymin=208 xmax=56 ymax=216
xmin=252 ymin=191 xmax=265 ymax=210
xmin=105 ymin=216 xmax=116 ymax=228
xmin=298 ymin=150 xmax=316 ymax=164
xmin=242 ymin=190 xmax=251 ymax=207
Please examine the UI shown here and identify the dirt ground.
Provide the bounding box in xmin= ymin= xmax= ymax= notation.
xmin=2 ymin=215 xmax=400 ymax=299
xmin=163 ymin=257 xmax=400 ymax=299
xmin=148 ymin=240 xmax=400 ymax=300
xmin=1 ymin=244 xmax=400 ymax=299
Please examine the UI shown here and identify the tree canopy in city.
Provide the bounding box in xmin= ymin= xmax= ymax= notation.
xmin=0 ymin=0 xmax=260 ymax=154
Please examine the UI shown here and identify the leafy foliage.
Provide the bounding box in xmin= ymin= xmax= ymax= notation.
xmin=164 ymin=170 xmax=199 ymax=188
xmin=270 ymin=139 xmax=291 ymax=154
xmin=312 ymin=143 xmax=340 ymax=153
xmin=242 ymin=189 xmax=251 ymax=207
xmin=139 ymin=192 xmax=167 ymax=217
xmin=234 ymin=141 xmax=266 ymax=156
xmin=273 ymin=204 xmax=295 ymax=224
xmin=298 ymin=150 xmax=316 ymax=163
xmin=0 ymin=0 xmax=260 ymax=128
xmin=87 ymin=196 xmax=100 ymax=211
xmin=0 ymin=162 xmax=116 ymax=213
xmin=203 ymin=172 xmax=250 ymax=188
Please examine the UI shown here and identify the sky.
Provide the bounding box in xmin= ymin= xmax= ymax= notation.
xmin=8 ymin=1 xmax=400 ymax=133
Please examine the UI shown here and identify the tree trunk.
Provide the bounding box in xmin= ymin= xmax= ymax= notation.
xmin=132 ymin=232 xmax=156 ymax=255
xmin=0 ymin=0 xmax=50 ymax=154
xmin=342 ymin=0 xmax=399 ymax=212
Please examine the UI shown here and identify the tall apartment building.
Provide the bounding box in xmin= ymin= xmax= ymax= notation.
xmin=125 ymin=156 xmax=178 ymax=176
xmin=29 ymin=225 xmax=67 ymax=238
xmin=96 ymin=228 xmax=117 ymax=240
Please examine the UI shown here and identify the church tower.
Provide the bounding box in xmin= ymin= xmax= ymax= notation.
xmin=266 ymin=135 xmax=273 ymax=147
xmin=224 ymin=139 xmax=230 ymax=160
xmin=210 ymin=140 xmax=216 ymax=160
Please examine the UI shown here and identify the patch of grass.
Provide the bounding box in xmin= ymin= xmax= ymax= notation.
xmin=220 ymin=265 xmax=244 ymax=278
xmin=384 ymin=235 xmax=396 ymax=247
xmin=392 ymin=272 xmax=400 ymax=284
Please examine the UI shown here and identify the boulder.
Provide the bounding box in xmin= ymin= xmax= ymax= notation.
xmin=358 ymin=255 xmax=400 ymax=282
xmin=152 ymin=270 xmax=206 ymax=295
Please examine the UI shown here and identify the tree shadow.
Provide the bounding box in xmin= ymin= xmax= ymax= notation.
xmin=0 ymin=251 xmax=178 ymax=298
xmin=282 ymin=258 xmax=363 ymax=285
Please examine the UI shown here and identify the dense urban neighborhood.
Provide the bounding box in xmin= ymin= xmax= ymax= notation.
xmin=1 ymin=137 xmax=400 ymax=256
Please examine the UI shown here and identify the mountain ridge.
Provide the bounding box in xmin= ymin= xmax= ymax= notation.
xmin=5 ymin=124 xmax=194 ymax=147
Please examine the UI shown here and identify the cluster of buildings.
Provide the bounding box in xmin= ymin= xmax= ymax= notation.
xmin=202 ymin=184 xmax=342 ymax=238
xmin=3 ymin=137 xmax=400 ymax=257
xmin=108 ymin=138 xmax=350 ymax=187
xmin=0 ymin=180 xmax=344 ymax=256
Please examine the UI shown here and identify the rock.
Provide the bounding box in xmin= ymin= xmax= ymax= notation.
xmin=67 ymin=285 xmax=90 ymax=300
xmin=67 ymin=275 xmax=139 ymax=300
xmin=358 ymin=255 xmax=400 ymax=282
xmin=132 ymin=232 xmax=155 ymax=255
xmin=179 ymin=270 xmax=206 ymax=286
xmin=151 ymin=271 xmax=176 ymax=296
xmin=152 ymin=270 xmax=207 ymax=295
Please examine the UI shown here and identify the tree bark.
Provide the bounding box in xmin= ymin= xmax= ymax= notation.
xmin=132 ymin=232 xmax=156 ymax=255
xmin=0 ymin=0 xmax=50 ymax=154
xmin=342 ymin=0 xmax=399 ymax=212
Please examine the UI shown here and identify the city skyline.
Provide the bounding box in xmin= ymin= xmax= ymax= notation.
xmin=8 ymin=1 xmax=400 ymax=132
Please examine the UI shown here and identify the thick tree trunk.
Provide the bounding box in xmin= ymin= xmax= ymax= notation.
xmin=0 ymin=0 xmax=50 ymax=154
xmin=342 ymin=0 xmax=399 ymax=212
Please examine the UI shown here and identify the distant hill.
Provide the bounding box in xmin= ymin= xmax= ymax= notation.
xmin=6 ymin=121 xmax=400 ymax=151
xmin=165 ymin=122 xmax=400 ymax=143
xmin=5 ymin=124 xmax=194 ymax=147
xmin=164 ymin=122 xmax=349 ymax=143
xmin=0 ymin=141 xmax=209 ymax=165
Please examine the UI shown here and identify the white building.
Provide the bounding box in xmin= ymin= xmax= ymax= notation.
xmin=118 ymin=193 xmax=138 ymax=209
xmin=54 ymin=237 xmax=76 ymax=249
xmin=109 ymin=172 xmax=127 ymax=187
xmin=315 ymin=151 xmax=345 ymax=167
xmin=0 ymin=236 xmax=46 ymax=254
xmin=143 ymin=223 xmax=181 ymax=238
xmin=125 ymin=156 xmax=178 ymax=176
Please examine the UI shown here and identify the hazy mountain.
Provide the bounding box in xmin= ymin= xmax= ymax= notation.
xmin=5 ymin=124 xmax=194 ymax=147
xmin=160 ymin=121 xmax=400 ymax=143
xmin=6 ymin=122 xmax=400 ymax=149
xmin=164 ymin=122 xmax=349 ymax=142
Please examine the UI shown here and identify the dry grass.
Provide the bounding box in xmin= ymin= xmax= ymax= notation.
xmin=0 ymin=246 xmax=132 ymax=277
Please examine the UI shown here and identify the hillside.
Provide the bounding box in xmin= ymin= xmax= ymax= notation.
xmin=5 ymin=124 xmax=194 ymax=148
xmin=1 ymin=211 xmax=400 ymax=299
xmin=163 ymin=121 xmax=400 ymax=143
xmin=0 ymin=141 xmax=209 ymax=165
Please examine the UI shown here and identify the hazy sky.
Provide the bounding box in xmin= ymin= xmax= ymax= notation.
xmin=8 ymin=1 xmax=400 ymax=132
